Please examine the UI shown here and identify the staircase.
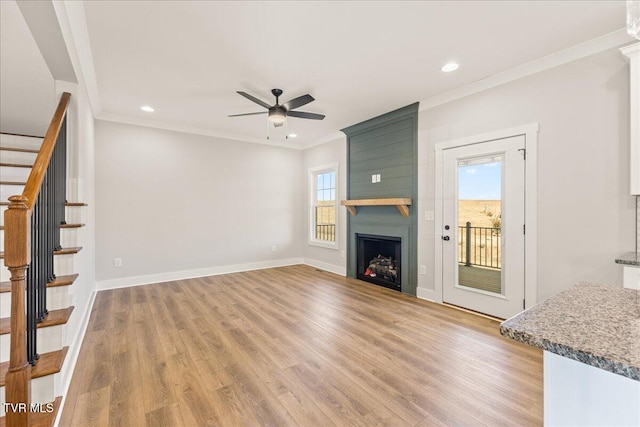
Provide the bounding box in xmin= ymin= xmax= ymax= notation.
xmin=0 ymin=93 xmax=86 ymax=426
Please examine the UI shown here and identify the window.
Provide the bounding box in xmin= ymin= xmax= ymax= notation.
xmin=309 ymin=164 xmax=338 ymax=247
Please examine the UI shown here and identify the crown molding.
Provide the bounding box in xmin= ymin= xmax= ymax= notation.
xmin=302 ymin=131 xmax=346 ymax=149
xmin=52 ymin=0 xmax=102 ymax=116
xmin=97 ymin=111 xmax=303 ymax=149
xmin=419 ymin=28 xmax=635 ymax=112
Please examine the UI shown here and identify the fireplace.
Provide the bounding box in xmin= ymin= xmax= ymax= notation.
xmin=356 ymin=233 xmax=401 ymax=292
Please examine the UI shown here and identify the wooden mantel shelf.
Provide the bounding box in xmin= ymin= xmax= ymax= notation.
xmin=341 ymin=198 xmax=412 ymax=217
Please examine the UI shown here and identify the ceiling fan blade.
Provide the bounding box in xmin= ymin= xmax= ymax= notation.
xmin=237 ymin=91 xmax=271 ymax=109
xmin=282 ymin=94 xmax=314 ymax=111
xmin=287 ymin=111 xmax=325 ymax=120
xmin=228 ymin=111 xmax=268 ymax=117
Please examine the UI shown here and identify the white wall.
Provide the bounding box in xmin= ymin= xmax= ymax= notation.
xmin=94 ymin=120 xmax=305 ymax=288
xmin=0 ymin=0 xmax=56 ymax=135
xmin=417 ymin=48 xmax=636 ymax=302
xmin=302 ymin=136 xmax=348 ymax=275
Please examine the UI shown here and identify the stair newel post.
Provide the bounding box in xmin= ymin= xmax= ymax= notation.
xmin=4 ymin=195 xmax=33 ymax=427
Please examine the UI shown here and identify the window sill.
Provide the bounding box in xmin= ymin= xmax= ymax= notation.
xmin=308 ymin=240 xmax=338 ymax=250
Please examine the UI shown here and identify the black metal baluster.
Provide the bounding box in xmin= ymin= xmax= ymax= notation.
xmin=59 ymin=117 xmax=67 ymax=232
xmin=27 ymin=196 xmax=39 ymax=364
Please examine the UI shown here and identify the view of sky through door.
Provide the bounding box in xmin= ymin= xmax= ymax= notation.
xmin=458 ymin=156 xmax=503 ymax=294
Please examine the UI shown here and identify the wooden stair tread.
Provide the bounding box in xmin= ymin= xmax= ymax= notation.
xmin=0 ymin=162 xmax=33 ymax=168
xmin=0 ymin=247 xmax=82 ymax=259
xmin=53 ymin=246 xmax=82 ymax=255
xmin=0 ymin=307 xmax=74 ymax=335
xmin=0 ymin=146 xmax=39 ymax=154
xmin=0 ymin=274 xmax=78 ymax=294
xmin=0 ymin=347 xmax=68 ymax=387
xmin=0 ymin=396 xmax=61 ymax=427
xmin=0 ymin=201 xmax=87 ymax=207
xmin=60 ymin=223 xmax=85 ymax=228
xmin=0 ymin=181 xmax=27 ymax=186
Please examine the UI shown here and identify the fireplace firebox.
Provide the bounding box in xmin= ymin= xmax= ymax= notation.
xmin=356 ymin=233 xmax=401 ymax=292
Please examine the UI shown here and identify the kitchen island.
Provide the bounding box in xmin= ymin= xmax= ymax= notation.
xmin=500 ymin=282 xmax=639 ymax=426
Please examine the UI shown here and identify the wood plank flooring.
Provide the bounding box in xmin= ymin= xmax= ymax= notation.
xmin=59 ymin=265 xmax=542 ymax=426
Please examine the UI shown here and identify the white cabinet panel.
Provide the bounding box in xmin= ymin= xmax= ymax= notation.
xmin=623 ymin=265 xmax=640 ymax=289
xmin=621 ymin=43 xmax=640 ymax=195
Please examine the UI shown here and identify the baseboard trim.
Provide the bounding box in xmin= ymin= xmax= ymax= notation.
xmin=303 ymin=258 xmax=346 ymax=276
xmin=416 ymin=286 xmax=438 ymax=303
xmin=54 ymin=288 xmax=97 ymax=427
xmin=95 ymin=258 xmax=305 ymax=291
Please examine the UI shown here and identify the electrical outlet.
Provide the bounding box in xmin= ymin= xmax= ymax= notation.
xmin=271 ymin=245 xmax=277 ymax=252
xmin=376 ymin=173 xmax=381 ymax=182
xmin=424 ymin=211 xmax=434 ymax=221
xmin=340 ymin=250 xmax=345 ymax=258
xmin=371 ymin=174 xmax=376 ymax=183
xmin=420 ymin=265 xmax=427 ymax=275
xmin=114 ymin=258 xmax=122 ymax=267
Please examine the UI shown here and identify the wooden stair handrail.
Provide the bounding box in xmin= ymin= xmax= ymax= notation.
xmin=3 ymin=92 xmax=71 ymax=426
xmin=22 ymin=92 xmax=71 ymax=210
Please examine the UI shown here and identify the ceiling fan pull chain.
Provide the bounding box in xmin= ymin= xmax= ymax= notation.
xmin=266 ymin=117 xmax=270 ymax=140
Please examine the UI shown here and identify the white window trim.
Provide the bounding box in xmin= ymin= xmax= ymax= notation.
xmin=308 ymin=162 xmax=339 ymax=249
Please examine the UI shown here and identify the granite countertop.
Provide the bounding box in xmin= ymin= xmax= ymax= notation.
xmin=500 ymin=282 xmax=640 ymax=381
xmin=615 ymin=252 xmax=640 ymax=266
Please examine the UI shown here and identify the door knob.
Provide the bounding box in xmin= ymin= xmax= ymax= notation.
xmin=442 ymin=236 xmax=450 ymax=241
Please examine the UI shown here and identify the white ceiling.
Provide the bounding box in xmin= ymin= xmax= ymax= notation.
xmin=77 ymin=1 xmax=631 ymax=145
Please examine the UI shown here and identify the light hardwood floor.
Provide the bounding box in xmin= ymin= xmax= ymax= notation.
xmin=60 ymin=265 xmax=542 ymax=426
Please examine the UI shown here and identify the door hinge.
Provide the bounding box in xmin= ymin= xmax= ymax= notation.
xmin=523 ymin=224 xmax=526 ymax=234
xmin=523 ymin=299 xmax=526 ymax=309
xmin=518 ymin=148 xmax=526 ymax=160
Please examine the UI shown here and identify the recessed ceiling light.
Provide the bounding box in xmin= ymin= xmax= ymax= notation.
xmin=140 ymin=105 xmax=154 ymax=112
xmin=441 ymin=63 xmax=459 ymax=72
xmin=287 ymin=133 xmax=297 ymax=139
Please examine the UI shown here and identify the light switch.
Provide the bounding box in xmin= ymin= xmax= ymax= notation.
xmin=376 ymin=174 xmax=381 ymax=182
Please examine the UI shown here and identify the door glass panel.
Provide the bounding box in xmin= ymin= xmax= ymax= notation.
xmin=457 ymin=155 xmax=503 ymax=294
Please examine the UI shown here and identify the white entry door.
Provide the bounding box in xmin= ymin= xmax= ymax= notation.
xmin=442 ymin=135 xmax=525 ymax=319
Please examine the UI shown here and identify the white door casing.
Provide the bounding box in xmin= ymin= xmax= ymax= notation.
xmin=433 ymin=123 xmax=538 ymax=317
xmin=442 ymin=136 xmax=525 ymax=319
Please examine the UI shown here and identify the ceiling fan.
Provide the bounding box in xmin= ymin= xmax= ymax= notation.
xmin=229 ymin=89 xmax=325 ymax=127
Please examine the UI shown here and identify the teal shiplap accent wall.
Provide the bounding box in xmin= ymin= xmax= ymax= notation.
xmin=342 ymin=103 xmax=419 ymax=296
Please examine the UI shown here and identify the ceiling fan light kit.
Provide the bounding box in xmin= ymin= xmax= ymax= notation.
xmin=230 ymin=88 xmax=325 ymax=139
xmin=268 ymin=107 xmax=287 ymax=125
